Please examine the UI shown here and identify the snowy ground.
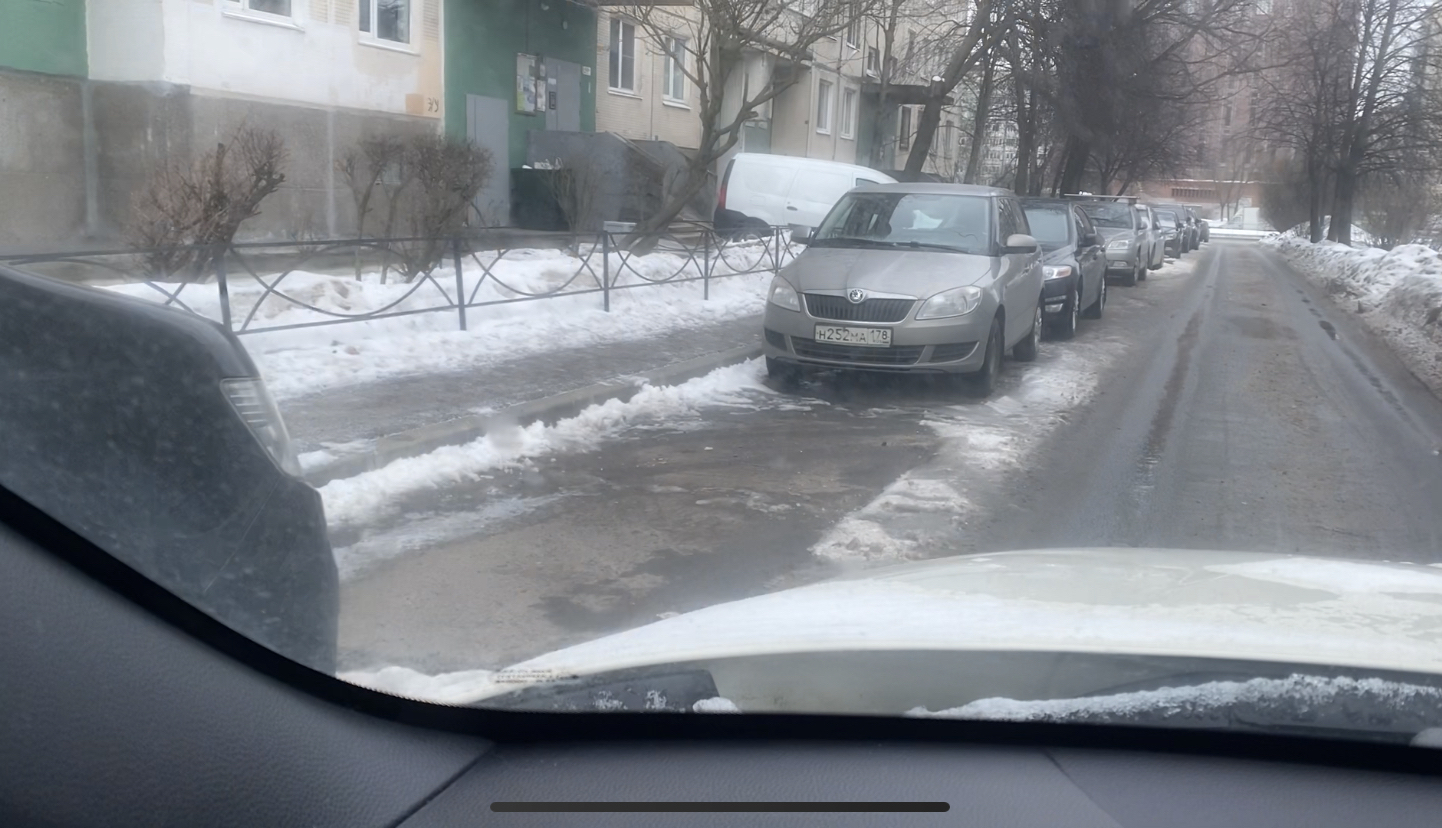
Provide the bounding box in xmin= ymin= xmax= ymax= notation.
xmin=1263 ymin=235 xmax=1442 ymax=393
xmin=106 ymin=242 xmax=783 ymax=400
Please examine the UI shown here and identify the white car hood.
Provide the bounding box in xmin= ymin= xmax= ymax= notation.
xmin=449 ymin=548 xmax=1442 ymax=704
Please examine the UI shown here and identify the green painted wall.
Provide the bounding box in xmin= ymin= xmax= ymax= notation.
xmin=444 ymin=0 xmax=596 ymax=167
xmin=0 ymin=0 xmax=87 ymax=77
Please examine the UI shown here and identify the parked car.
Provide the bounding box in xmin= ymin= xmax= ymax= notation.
xmin=762 ymin=183 xmax=1044 ymax=395
xmin=1135 ymin=203 xmax=1166 ymax=271
xmin=1070 ymin=197 xmax=1149 ymax=286
xmin=1021 ymin=197 xmax=1107 ymax=339
xmin=0 ymin=265 xmax=339 ymax=672
xmin=1199 ymin=218 xmax=1211 ymax=243
xmin=1154 ymin=208 xmax=1186 ymax=258
xmin=715 ymin=153 xmax=898 ymax=239
xmin=1154 ymin=202 xmax=1200 ymax=251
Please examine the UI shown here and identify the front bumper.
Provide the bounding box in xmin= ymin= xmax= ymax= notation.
xmin=1041 ymin=274 xmax=1078 ymax=318
xmin=762 ymin=299 xmax=994 ymax=374
xmin=1104 ymin=247 xmax=1138 ymax=271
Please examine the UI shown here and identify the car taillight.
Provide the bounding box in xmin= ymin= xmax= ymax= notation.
xmin=717 ymin=181 xmax=727 ymax=210
xmin=222 ymin=377 xmax=303 ymax=477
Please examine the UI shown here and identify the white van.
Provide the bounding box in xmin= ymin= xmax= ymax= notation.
xmin=715 ymin=153 xmax=897 ymax=236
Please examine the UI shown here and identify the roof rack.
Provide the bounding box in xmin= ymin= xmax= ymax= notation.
xmin=1062 ymin=193 xmax=1139 ymax=204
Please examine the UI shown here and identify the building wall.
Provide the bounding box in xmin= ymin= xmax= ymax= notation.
xmin=0 ymin=0 xmax=87 ymax=78
xmin=443 ymin=0 xmax=597 ymax=168
xmin=594 ymin=8 xmax=702 ymax=149
xmin=0 ymin=70 xmax=87 ymax=251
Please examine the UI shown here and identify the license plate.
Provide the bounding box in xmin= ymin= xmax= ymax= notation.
xmin=814 ymin=325 xmax=892 ymax=347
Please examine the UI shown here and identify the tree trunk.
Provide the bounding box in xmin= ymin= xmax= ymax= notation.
xmin=1058 ymin=135 xmax=1090 ymax=195
xmin=904 ymin=96 xmax=945 ymax=176
xmin=962 ymin=57 xmax=995 ymax=184
xmin=1012 ymin=82 xmax=1033 ymax=194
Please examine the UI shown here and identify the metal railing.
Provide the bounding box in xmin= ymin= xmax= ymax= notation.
xmin=0 ymin=224 xmax=800 ymax=336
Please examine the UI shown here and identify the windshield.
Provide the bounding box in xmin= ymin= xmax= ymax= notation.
xmin=4 ymin=0 xmax=1442 ymax=744
xmin=1078 ymin=202 xmax=1136 ymax=229
xmin=811 ymin=192 xmax=992 ymax=253
xmin=1021 ymin=207 xmax=1072 ymax=248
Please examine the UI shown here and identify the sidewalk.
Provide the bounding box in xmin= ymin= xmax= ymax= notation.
xmin=280 ymin=314 xmax=763 ymax=484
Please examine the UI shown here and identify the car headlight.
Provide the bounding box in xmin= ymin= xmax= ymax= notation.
xmin=768 ymin=278 xmax=800 ymax=312
xmin=1106 ymin=239 xmax=1131 ymax=251
xmin=1042 ymin=265 xmax=1074 ymax=281
xmin=916 ymin=285 xmax=983 ymax=320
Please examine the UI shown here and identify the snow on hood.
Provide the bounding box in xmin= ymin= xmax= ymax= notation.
xmin=438 ymin=548 xmax=1442 ymax=703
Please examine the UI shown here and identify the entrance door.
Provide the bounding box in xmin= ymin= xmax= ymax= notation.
xmin=544 ymin=59 xmax=582 ymax=133
xmin=466 ymin=94 xmax=510 ymax=225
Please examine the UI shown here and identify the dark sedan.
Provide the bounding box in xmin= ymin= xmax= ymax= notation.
xmin=1022 ymin=198 xmax=1107 ymax=339
xmin=0 ymin=265 xmax=338 ymax=672
xmin=1155 ymin=209 xmax=1187 ymax=258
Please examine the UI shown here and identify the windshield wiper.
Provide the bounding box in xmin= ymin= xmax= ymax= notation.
xmin=808 ymin=236 xmax=898 ymax=249
xmin=811 ymin=237 xmax=970 ymax=253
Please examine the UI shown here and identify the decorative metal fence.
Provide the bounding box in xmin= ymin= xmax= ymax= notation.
xmin=0 ymin=223 xmax=800 ymax=336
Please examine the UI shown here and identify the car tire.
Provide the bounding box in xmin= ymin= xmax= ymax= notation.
xmin=1137 ymin=259 xmax=1147 ymax=282
xmin=966 ymin=316 xmax=1004 ymax=396
xmin=765 ymin=356 xmax=801 ymax=387
xmin=1083 ymin=276 xmax=1105 ymax=319
xmin=1049 ymin=284 xmax=1079 ymax=340
xmin=1012 ymin=302 xmax=1042 ymax=362
xmin=1119 ymin=261 xmax=1138 ymax=287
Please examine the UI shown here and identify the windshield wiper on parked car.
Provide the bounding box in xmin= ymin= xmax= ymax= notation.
xmin=811 ymin=237 xmax=972 ymax=253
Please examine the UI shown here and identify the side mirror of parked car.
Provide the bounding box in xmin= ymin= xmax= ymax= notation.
xmin=1081 ymin=232 xmax=1100 ymax=247
xmin=789 ymin=225 xmax=813 ymax=244
xmin=1003 ymin=233 xmax=1040 ymax=254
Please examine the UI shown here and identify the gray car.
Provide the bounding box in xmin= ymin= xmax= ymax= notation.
xmin=1071 ymin=199 xmax=1149 ymax=286
xmin=762 ymin=184 xmax=1045 ymax=395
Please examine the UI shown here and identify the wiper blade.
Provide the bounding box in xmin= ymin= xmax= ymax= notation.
xmin=808 ymin=236 xmax=898 ymax=248
xmin=897 ymin=241 xmax=972 ymax=253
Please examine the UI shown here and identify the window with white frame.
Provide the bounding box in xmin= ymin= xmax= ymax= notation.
xmin=816 ymin=79 xmax=834 ymax=134
xmin=840 ymin=88 xmax=857 ymax=139
xmin=227 ymin=0 xmax=294 ymax=17
xmin=359 ymin=0 xmax=411 ymax=44
xmin=865 ymin=47 xmax=879 ymax=77
xmin=609 ymin=17 xmax=637 ymax=92
xmin=663 ymin=37 xmax=687 ymax=102
xmin=845 ymin=20 xmax=859 ymax=48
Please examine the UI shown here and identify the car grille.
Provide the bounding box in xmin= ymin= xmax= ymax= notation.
xmin=791 ymin=339 xmax=924 ymax=366
xmin=928 ymin=342 xmax=978 ymax=362
xmin=763 ymin=328 xmax=787 ymax=349
xmin=803 ymin=294 xmax=914 ymax=323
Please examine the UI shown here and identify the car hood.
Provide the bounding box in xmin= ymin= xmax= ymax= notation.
xmin=781 ymin=247 xmax=996 ymax=296
xmin=456 ymin=548 xmax=1442 ymax=703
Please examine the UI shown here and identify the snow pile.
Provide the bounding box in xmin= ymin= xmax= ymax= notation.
xmin=339 ymin=664 xmax=498 ymax=705
xmin=906 ymin=674 xmax=1442 ymax=728
xmin=106 ymin=247 xmax=774 ymax=400
xmin=693 ymin=696 xmax=743 ymax=713
xmin=1263 ymin=235 xmax=1442 ymax=391
xmin=319 ymin=360 xmax=779 ymax=528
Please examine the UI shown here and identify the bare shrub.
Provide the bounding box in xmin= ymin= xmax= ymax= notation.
xmin=128 ymin=127 xmax=287 ymax=281
xmin=539 ymin=155 xmax=605 ymax=234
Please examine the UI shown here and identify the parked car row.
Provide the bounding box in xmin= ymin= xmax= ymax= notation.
xmin=759 ymin=182 xmax=1209 ymax=396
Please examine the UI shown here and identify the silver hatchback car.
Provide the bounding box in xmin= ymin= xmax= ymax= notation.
xmin=762 ymin=183 xmax=1045 ymax=395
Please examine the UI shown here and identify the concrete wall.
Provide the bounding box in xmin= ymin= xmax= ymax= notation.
xmin=594 ymin=8 xmax=702 ymax=150
xmin=0 ymin=0 xmax=87 ymax=78
xmin=86 ymin=0 xmax=443 ymax=120
xmin=0 ymin=69 xmax=439 ymax=253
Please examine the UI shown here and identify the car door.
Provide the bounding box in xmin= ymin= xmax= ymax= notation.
xmin=732 ymin=157 xmax=797 ymax=226
xmin=1073 ymin=207 xmax=1104 ymax=306
xmin=997 ymin=197 xmax=1038 ymax=344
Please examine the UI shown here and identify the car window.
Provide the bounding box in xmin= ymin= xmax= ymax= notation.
xmin=812 ymin=192 xmax=992 ymax=253
xmin=1022 ymin=206 xmax=1072 ymax=248
xmin=997 ymin=198 xmax=1023 ymax=240
xmin=1078 ymin=202 xmax=1135 ymax=228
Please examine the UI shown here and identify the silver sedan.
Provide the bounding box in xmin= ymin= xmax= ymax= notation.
xmin=762 ymin=184 xmax=1045 ymax=395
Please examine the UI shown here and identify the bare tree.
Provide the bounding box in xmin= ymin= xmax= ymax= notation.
xmin=901 ymin=0 xmax=1000 ymax=175
xmin=128 ymin=126 xmax=287 ymax=281
xmin=616 ymin=0 xmax=880 ymax=246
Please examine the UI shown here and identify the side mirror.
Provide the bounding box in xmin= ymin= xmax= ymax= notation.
xmin=788 ymin=224 xmax=813 ymax=244
xmin=1003 ymin=233 xmax=1039 ymax=254
xmin=1081 ymin=232 xmax=1100 ymax=247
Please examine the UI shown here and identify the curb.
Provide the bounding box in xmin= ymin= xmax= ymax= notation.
xmin=302 ymin=343 xmax=764 ymax=487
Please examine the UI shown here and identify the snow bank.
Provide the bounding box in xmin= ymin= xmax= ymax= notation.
xmin=106 ymin=246 xmax=776 ymax=401
xmin=1263 ymin=235 xmax=1442 ymax=392
xmin=907 ymin=674 xmax=1442 ymax=724
xmin=319 ymin=360 xmax=780 ymax=529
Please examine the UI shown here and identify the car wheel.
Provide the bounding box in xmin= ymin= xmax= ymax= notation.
xmin=1119 ymin=260 xmax=1138 ymax=287
xmin=966 ymin=316 xmax=1004 ymax=396
xmin=1083 ymin=275 xmax=1105 ymax=319
xmin=1050 ymin=284 xmax=1079 ymax=340
xmin=1137 ymin=259 xmax=1147 ymax=282
xmin=1012 ymin=302 xmax=1042 ymax=362
xmin=765 ymin=356 xmax=801 ymax=388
